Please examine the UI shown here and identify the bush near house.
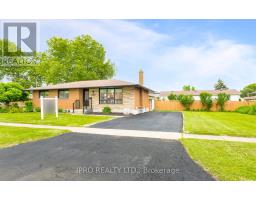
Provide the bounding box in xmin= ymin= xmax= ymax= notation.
xmin=0 ymin=82 xmax=29 ymax=106
xmin=34 ymin=107 xmax=41 ymax=112
xmin=236 ymin=105 xmax=256 ymax=115
xmin=199 ymin=92 xmax=213 ymax=111
xmin=24 ymin=101 xmax=33 ymax=112
xmin=0 ymin=107 xmax=8 ymax=113
xmin=177 ymin=94 xmax=194 ymax=111
xmin=216 ymin=93 xmax=230 ymax=111
xmin=102 ymin=106 xmax=111 ymax=114
xmin=8 ymin=103 xmax=23 ymax=113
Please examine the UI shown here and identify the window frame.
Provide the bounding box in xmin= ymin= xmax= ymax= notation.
xmin=39 ymin=90 xmax=49 ymax=98
xmin=58 ymin=89 xmax=69 ymax=99
xmin=99 ymin=88 xmax=123 ymax=104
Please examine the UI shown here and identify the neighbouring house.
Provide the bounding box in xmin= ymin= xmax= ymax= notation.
xmin=29 ymin=70 xmax=155 ymax=114
xmin=244 ymin=92 xmax=256 ymax=102
xmin=158 ymin=89 xmax=241 ymax=101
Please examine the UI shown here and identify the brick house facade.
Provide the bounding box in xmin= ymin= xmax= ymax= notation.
xmin=30 ymin=71 xmax=154 ymax=114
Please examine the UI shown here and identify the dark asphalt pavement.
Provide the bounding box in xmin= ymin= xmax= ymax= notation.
xmin=0 ymin=133 xmax=214 ymax=181
xmin=90 ymin=112 xmax=183 ymax=132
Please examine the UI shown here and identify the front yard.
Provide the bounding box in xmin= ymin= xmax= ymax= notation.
xmin=0 ymin=113 xmax=114 ymax=126
xmin=0 ymin=126 xmax=67 ymax=148
xmin=181 ymin=139 xmax=256 ymax=180
xmin=183 ymin=112 xmax=256 ymax=137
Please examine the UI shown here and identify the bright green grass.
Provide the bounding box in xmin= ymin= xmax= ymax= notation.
xmin=183 ymin=112 xmax=256 ymax=137
xmin=0 ymin=126 xmax=67 ymax=148
xmin=0 ymin=113 xmax=113 ymax=126
xmin=181 ymin=139 xmax=256 ymax=180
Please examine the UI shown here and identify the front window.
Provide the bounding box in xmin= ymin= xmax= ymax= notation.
xmin=39 ymin=90 xmax=49 ymax=97
xmin=99 ymin=88 xmax=123 ymax=104
xmin=58 ymin=90 xmax=69 ymax=99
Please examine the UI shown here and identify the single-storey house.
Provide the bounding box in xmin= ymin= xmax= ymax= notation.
xmin=29 ymin=70 xmax=155 ymax=114
xmin=158 ymin=89 xmax=241 ymax=101
xmin=244 ymin=92 xmax=256 ymax=102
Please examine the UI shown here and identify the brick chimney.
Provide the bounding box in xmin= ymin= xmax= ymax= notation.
xmin=139 ymin=69 xmax=144 ymax=85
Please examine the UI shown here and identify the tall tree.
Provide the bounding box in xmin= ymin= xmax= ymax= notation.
xmin=240 ymin=83 xmax=256 ymax=97
xmin=38 ymin=35 xmax=115 ymax=84
xmin=214 ymin=79 xmax=229 ymax=90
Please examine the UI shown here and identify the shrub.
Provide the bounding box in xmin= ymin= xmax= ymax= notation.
xmin=34 ymin=107 xmax=41 ymax=112
xmin=200 ymin=92 xmax=213 ymax=111
xmin=168 ymin=93 xmax=177 ymax=100
xmin=24 ymin=101 xmax=33 ymax=112
xmin=177 ymin=94 xmax=194 ymax=111
xmin=235 ymin=106 xmax=251 ymax=114
xmin=0 ymin=107 xmax=8 ymax=113
xmin=0 ymin=82 xmax=29 ymax=106
xmin=235 ymin=105 xmax=256 ymax=115
xmin=8 ymin=104 xmax=23 ymax=113
xmin=216 ymin=93 xmax=230 ymax=111
xmin=248 ymin=105 xmax=256 ymax=115
xmin=102 ymin=106 xmax=111 ymax=114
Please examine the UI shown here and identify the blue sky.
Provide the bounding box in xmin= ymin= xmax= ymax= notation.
xmin=2 ymin=19 xmax=256 ymax=91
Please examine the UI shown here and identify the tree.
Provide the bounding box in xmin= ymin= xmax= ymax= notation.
xmin=216 ymin=93 xmax=230 ymax=111
xmin=0 ymin=39 xmax=43 ymax=89
xmin=182 ymin=85 xmax=196 ymax=91
xmin=240 ymin=83 xmax=256 ymax=97
xmin=200 ymin=92 xmax=213 ymax=111
xmin=0 ymin=82 xmax=29 ymax=106
xmin=177 ymin=94 xmax=194 ymax=110
xmin=168 ymin=93 xmax=177 ymax=100
xmin=214 ymin=79 xmax=229 ymax=90
xmin=38 ymin=35 xmax=115 ymax=84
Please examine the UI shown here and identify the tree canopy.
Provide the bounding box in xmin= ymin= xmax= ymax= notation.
xmin=214 ymin=79 xmax=229 ymax=90
xmin=182 ymin=85 xmax=196 ymax=91
xmin=1 ymin=35 xmax=115 ymax=88
xmin=0 ymin=82 xmax=28 ymax=105
xmin=38 ymin=35 xmax=115 ymax=84
xmin=240 ymin=83 xmax=256 ymax=97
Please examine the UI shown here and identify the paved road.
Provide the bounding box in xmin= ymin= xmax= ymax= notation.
xmin=90 ymin=112 xmax=183 ymax=132
xmin=0 ymin=133 xmax=214 ymax=181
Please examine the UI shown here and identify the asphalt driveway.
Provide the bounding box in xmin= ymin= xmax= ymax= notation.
xmin=0 ymin=133 xmax=214 ymax=181
xmin=90 ymin=112 xmax=183 ymax=132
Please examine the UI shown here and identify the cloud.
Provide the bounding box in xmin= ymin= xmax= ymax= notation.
xmin=39 ymin=20 xmax=256 ymax=91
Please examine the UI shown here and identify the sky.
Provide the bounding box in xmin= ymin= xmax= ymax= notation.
xmin=2 ymin=19 xmax=256 ymax=91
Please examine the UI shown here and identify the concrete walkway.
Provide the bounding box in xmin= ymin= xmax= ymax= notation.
xmin=1 ymin=122 xmax=256 ymax=143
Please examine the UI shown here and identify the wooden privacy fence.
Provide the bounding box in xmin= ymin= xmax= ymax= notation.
xmin=154 ymin=100 xmax=256 ymax=111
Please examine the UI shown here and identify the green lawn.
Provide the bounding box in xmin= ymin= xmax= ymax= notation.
xmin=183 ymin=112 xmax=256 ymax=137
xmin=0 ymin=126 xmax=67 ymax=148
xmin=181 ymin=139 xmax=256 ymax=181
xmin=0 ymin=113 xmax=113 ymax=126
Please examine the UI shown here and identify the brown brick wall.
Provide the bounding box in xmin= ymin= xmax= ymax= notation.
xmin=134 ymin=88 xmax=150 ymax=110
xmin=32 ymin=88 xmax=83 ymax=110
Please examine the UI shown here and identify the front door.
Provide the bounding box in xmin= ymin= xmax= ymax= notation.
xmin=83 ymin=89 xmax=92 ymax=112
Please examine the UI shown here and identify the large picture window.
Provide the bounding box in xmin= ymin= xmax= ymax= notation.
xmin=99 ymin=88 xmax=123 ymax=104
xmin=58 ymin=90 xmax=69 ymax=99
xmin=39 ymin=90 xmax=49 ymax=97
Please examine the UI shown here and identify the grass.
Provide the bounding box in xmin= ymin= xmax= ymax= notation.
xmin=0 ymin=126 xmax=67 ymax=148
xmin=181 ymin=139 xmax=256 ymax=181
xmin=0 ymin=112 xmax=113 ymax=126
xmin=183 ymin=112 xmax=256 ymax=137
